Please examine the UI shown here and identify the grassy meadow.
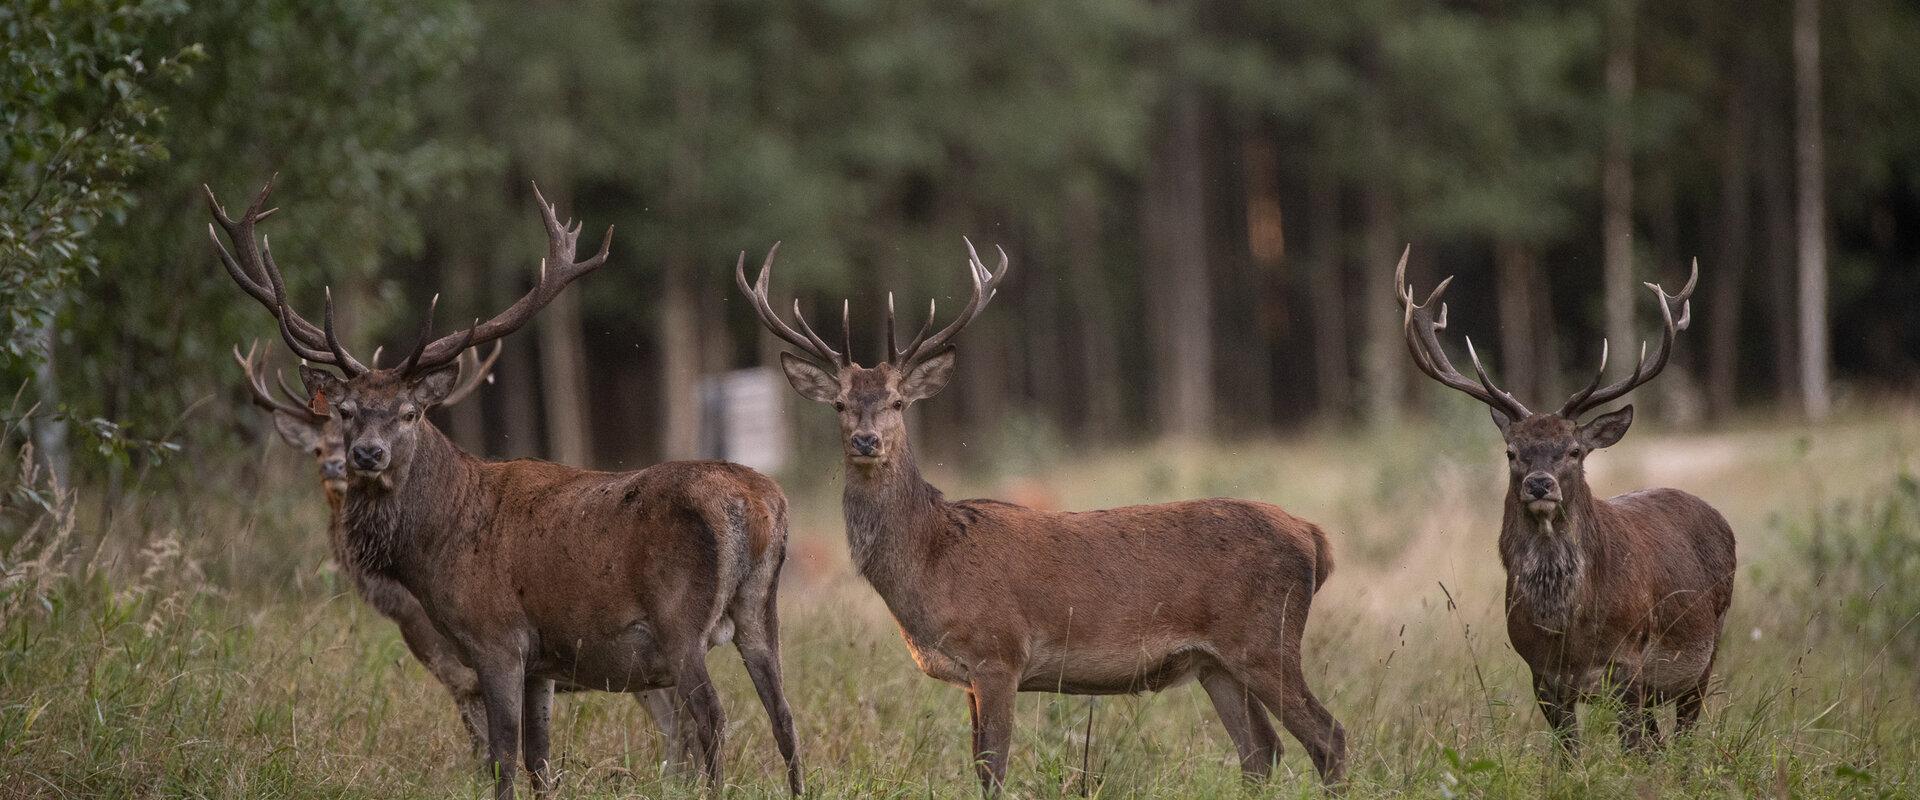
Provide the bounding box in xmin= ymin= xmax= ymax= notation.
xmin=3 ymin=402 xmax=1918 ymax=798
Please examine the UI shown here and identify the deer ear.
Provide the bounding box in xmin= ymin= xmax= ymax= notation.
xmin=411 ymin=362 xmax=461 ymax=408
xmin=271 ymin=410 xmax=325 ymax=450
xmin=1579 ymin=404 xmax=1634 ymax=450
xmin=298 ymin=366 xmax=342 ymax=415
xmin=779 ymin=352 xmax=840 ymax=404
xmin=899 ymin=346 xmax=957 ymax=402
xmin=1490 ymin=406 xmax=1514 ymax=436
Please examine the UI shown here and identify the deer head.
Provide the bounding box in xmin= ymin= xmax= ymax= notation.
xmin=738 ymin=240 xmax=1008 ymax=469
xmin=234 ymin=340 xmax=502 ymax=496
xmin=208 ymin=177 xmax=608 ymax=492
xmin=1394 ymin=248 xmax=1697 ymax=523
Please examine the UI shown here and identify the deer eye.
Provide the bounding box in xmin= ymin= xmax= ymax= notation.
xmin=833 ymin=402 xmax=846 ymax=412
xmin=337 ymin=405 xmax=356 ymax=420
xmin=1567 ymin=447 xmax=1581 ymax=459
xmin=1505 ymin=450 xmax=1516 ymax=461
xmin=402 ymin=409 xmax=419 ymax=423
xmin=891 ymin=400 xmax=904 ymax=411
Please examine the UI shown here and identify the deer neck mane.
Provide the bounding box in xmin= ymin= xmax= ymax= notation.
xmin=841 ymin=438 xmax=945 ymax=590
xmin=1499 ymin=478 xmax=1601 ymax=633
xmin=338 ymin=423 xmax=481 ymax=580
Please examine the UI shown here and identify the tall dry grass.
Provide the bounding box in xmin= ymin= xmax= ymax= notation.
xmin=2 ymin=401 xmax=1916 ymax=798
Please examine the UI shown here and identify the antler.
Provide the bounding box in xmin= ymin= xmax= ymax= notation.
xmin=232 ymin=341 xmax=326 ymax=422
xmin=887 ymin=237 xmax=1009 ymax=367
xmin=734 ymin=243 xmax=850 ymax=368
xmin=205 ymin=179 xmax=369 ymax=376
xmin=1394 ymin=247 xmax=1533 ymax=421
xmin=441 ymin=341 xmax=504 ymax=407
xmin=397 ymin=182 xmax=613 ymax=375
xmin=1558 ymin=259 xmax=1699 ymax=419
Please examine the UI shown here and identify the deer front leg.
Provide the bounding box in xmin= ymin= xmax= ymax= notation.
xmin=523 ymin=678 xmax=556 ymax=796
xmin=477 ymin=661 xmax=527 ymax=800
xmin=1532 ymin=672 xmax=1580 ymax=758
xmin=967 ymin=664 xmax=1019 ymax=796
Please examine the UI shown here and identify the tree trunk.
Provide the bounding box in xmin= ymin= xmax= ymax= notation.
xmin=1706 ymin=54 xmax=1754 ymax=418
xmin=1602 ymin=0 xmax=1638 ymax=364
xmin=1142 ymin=83 xmax=1214 ymax=440
xmin=1359 ymin=177 xmax=1402 ymax=428
xmin=1235 ymin=134 xmax=1281 ymax=429
xmin=1793 ymin=0 xmax=1831 ymax=419
xmin=28 ymin=315 xmax=70 ymax=487
xmin=1065 ymin=182 xmax=1122 ymax=440
xmin=535 ymin=289 xmax=594 ymax=465
xmin=1758 ymin=94 xmax=1800 ymax=405
xmin=1305 ymin=170 xmax=1351 ymax=421
xmin=1496 ymin=242 xmax=1546 ymax=402
xmin=656 ymin=10 xmax=710 ymax=461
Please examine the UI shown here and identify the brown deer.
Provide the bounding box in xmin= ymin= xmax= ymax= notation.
xmin=738 ymin=242 xmax=1346 ymax=793
xmin=1393 ymin=250 xmax=1735 ymax=753
xmin=207 ymin=178 xmax=802 ymax=799
xmin=234 ymin=342 xmax=698 ymax=770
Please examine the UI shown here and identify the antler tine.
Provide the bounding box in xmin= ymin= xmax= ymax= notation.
xmin=442 ymin=340 xmax=504 ymax=407
xmin=207 ymin=180 xmax=366 ymax=375
xmin=405 ymin=185 xmax=613 ymax=374
xmin=320 ymin=287 xmax=367 ymax=374
xmin=734 ymin=244 xmax=847 ymax=368
xmin=232 ymin=341 xmax=322 ymax=421
xmin=399 ymin=293 xmax=438 ymax=375
xmin=1394 ymin=246 xmax=1532 ymax=420
xmin=1559 ymin=259 xmax=1700 ymax=418
xmin=892 ymin=237 xmax=1009 ymax=366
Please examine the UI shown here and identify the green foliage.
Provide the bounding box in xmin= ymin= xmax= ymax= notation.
xmin=1778 ymin=470 xmax=1920 ymax=668
xmin=0 ymin=0 xmax=199 ymax=367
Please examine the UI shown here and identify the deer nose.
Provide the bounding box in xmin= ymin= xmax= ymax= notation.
xmin=1523 ymin=474 xmax=1556 ymax=499
xmin=320 ymin=458 xmax=348 ymax=480
xmin=850 ymin=433 xmax=880 ymax=456
xmin=350 ymin=443 xmax=389 ymax=471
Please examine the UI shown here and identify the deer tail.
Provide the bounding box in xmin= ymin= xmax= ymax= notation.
xmin=1309 ymin=522 xmax=1334 ymax=593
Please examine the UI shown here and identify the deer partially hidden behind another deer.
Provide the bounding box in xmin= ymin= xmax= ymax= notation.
xmin=1394 ymin=249 xmax=1735 ymax=754
xmin=208 ymin=178 xmax=802 ymax=799
xmin=739 ymin=242 xmax=1346 ymax=794
xmin=233 ymin=342 xmax=697 ymax=772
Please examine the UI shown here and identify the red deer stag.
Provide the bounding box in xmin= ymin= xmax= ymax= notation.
xmin=738 ymin=242 xmax=1346 ymax=793
xmin=235 ymin=342 xmax=699 ymax=768
xmin=207 ymin=178 xmax=802 ymax=799
xmin=1394 ymin=250 xmax=1735 ymax=753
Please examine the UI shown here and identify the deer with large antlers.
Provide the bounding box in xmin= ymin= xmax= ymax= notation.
xmin=1395 ymin=250 xmax=1735 ymax=753
xmin=208 ymin=178 xmax=802 ymax=799
xmin=234 ymin=342 xmax=700 ymax=771
xmin=740 ymin=242 xmax=1346 ymax=793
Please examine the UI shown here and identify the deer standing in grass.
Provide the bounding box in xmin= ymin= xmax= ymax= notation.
xmin=208 ymin=179 xmax=802 ymax=799
xmin=739 ymin=242 xmax=1346 ymax=793
xmin=1394 ymin=250 xmax=1735 ymax=753
xmin=235 ymin=342 xmax=699 ymax=770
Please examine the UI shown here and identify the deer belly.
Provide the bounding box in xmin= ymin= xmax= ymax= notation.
xmin=529 ymin=624 xmax=674 ymax=692
xmin=1018 ymin=641 xmax=1206 ymax=695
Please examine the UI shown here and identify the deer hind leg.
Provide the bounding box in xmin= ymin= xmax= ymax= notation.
xmin=1225 ymin=653 xmax=1346 ymax=787
xmin=636 ymin=689 xmax=697 ymax=778
xmin=1198 ymin=668 xmax=1281 ymax=781
xmin=670 ymin=646 xmax=728 ymax=791
xmin=732 ymin=580 xmax=804 ymax=796
xmin=522 ymin=678 xmax=556 ymax=796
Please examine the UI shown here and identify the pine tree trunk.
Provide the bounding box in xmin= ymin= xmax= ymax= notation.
xmin=1305 ymin=171 xmax=1351 ymax=421
xmin=1602 ymin=0 xmax=1638 ymax=364
xmin=1065 ymin=183 xmax=1122 ymax=440
xmin=1707 ymin=55 xmax=1754 ymax=418
xmin=1359 ymin=177 xmax=1402 ymax=428
xmin=535 ymin=288 xmax=594 ymax=464
xmin=1793 ymin=0 xmax=1832 ymax=419
xmin=1143 ymin=83 xmax=1214 ymax=440
xmin=1758 ymin=98 xmax=1800 ymax=404
xmin=1496 ymin=242 xmax=1545 ymax=402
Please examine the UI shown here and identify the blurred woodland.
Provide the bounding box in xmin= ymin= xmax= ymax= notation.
xmin=5 ymin=0 xmax=1920 ymax=484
